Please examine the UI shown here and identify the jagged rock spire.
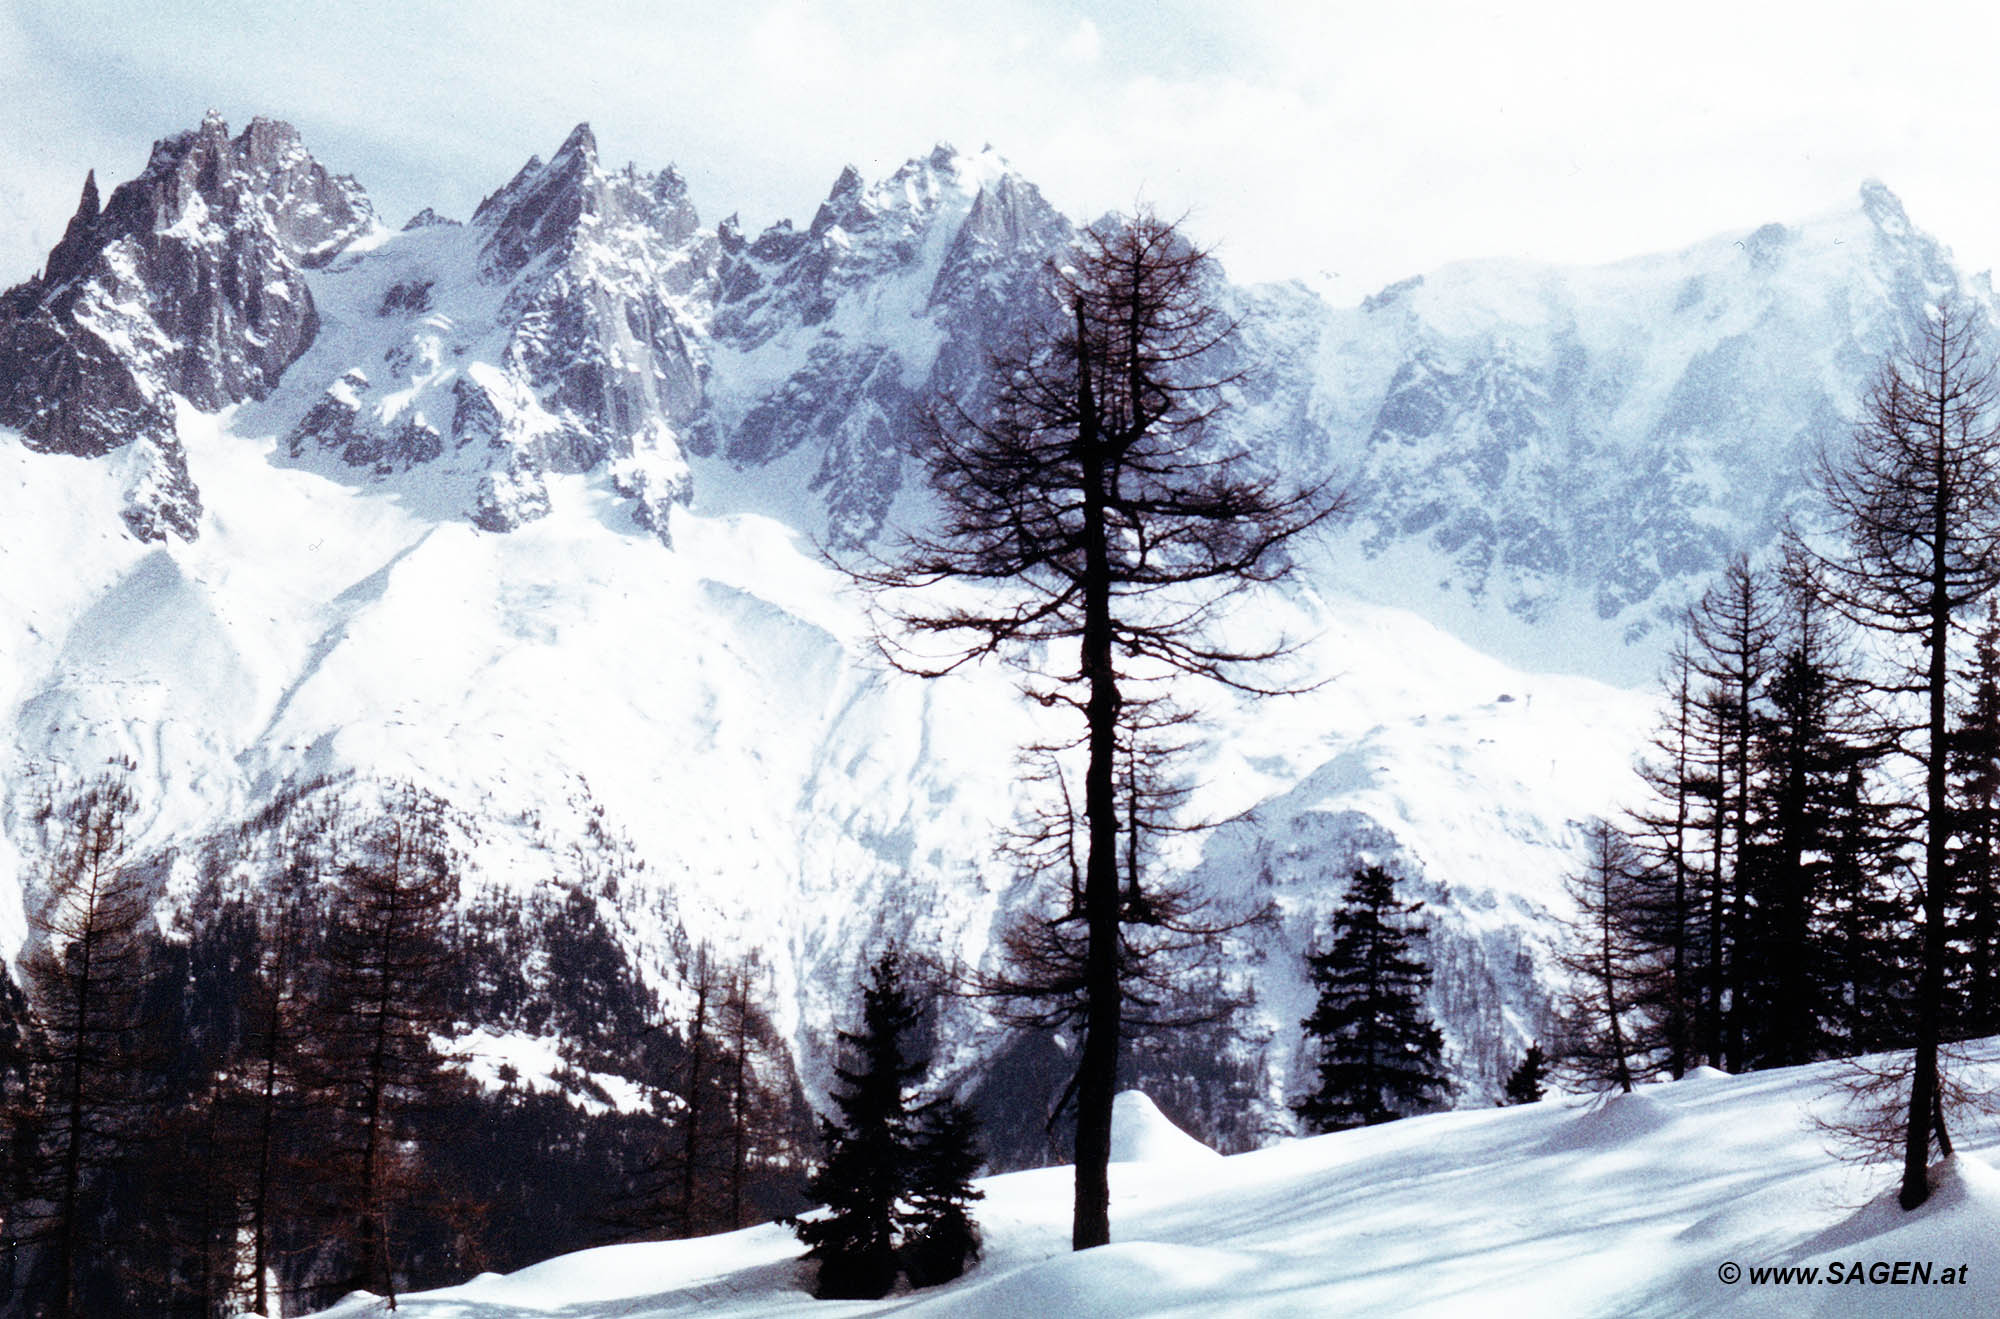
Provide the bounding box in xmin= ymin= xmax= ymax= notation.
xmin=0 ymin=113 xmax=378 ymax=541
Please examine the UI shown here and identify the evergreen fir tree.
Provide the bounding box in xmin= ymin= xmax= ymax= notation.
xmin=794 ymin=950 xmax=982 ymax=1298
xmin=1948 ymin=601 xmax=2000 ymax=1037
xmin=1814 ymin=765 xmax=1912 ymax=1053
xmin=1736 ymin=562 xmax=1875 ymax=1068
xmin=796 ymin=952 xmax=925 ymax=1299
xmin=898 ymin=1098 xmax=985 ymax=1288
xmin=1293 ymin=866 xmax=1449 ymax=1131
xmin=1501 ymin=1045 xmax=1548 ymax=1105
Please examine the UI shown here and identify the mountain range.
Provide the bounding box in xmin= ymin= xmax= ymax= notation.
xmin=0 ymin=113 xmax=1980 ymax=1144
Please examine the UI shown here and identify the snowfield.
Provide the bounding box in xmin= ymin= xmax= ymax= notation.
xmin=305 ymin=1054 xmax=2000 ymax=1318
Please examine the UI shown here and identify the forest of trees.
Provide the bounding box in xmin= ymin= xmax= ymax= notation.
xmin=0 ymin=775 xmax=814 ymax=1316
xmin=1556 ymin=299 xmax=2000 ymax=1211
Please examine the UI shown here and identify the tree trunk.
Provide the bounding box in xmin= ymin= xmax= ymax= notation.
xmin=680 ymin=967 xmax=711 ymax=1237
xmin=1902 ymin=392 xmax=1954 ymax=1210
xmin=1073 ymin=301 xmax=1121 ymax=1251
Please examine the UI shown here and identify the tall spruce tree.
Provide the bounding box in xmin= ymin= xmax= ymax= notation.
xmin=1948 ymin=602 xmax=2000 ymax=1037
xmin=1294 ymin=866 xmax=1448 ymax=1131
xmin=797 ymin=950 xmax=924 ymax=1299
xmin=1814 ymin=763 xmax=1911 ymax=1054
xmin=1736 ymin=557 xmax=1879 ymax=1068
xmin=795 ymin=951 xmax=981 ymax=1298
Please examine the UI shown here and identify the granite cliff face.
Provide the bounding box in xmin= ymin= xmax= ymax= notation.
xmin=697 ymin=144 xmax=1071 ymax=546
xmin=0 ymin=113 xmax=375 ymax=540
xmin=1287 ymin=181 xmax=1971 ymax=671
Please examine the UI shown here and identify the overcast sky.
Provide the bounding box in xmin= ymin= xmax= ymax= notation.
xmin=5 ymin=0 xmax=2000 ymax=298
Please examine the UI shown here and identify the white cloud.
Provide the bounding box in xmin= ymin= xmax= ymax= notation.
xmin=1058 ymin=17 xmax=1100 ymax=63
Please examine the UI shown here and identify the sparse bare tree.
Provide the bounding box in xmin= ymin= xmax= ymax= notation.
xmin=305 ymin=785 xmax=465 ymax=1307
xmin=1556 ymin=821 xmax=1656 ymax=1093
xmin=853 ymin=211 xmax=1338 ymax=1248
xmin=1813 ymin=298 xmax=2000 ymax=1209
xmin=11 ymin=775 xmax=154 ymax=1319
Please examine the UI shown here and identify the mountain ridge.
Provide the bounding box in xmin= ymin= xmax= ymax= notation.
xmin=0 ymin=112 xmax=1978 ymax=1144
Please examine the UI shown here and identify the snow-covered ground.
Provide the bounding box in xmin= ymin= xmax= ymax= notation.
xmin=305 ymin=1051 xmax=2000 ymax=1318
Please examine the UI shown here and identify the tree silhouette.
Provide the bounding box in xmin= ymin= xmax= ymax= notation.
xmin=12 ymin=775 xmax=156 ymax=1319
xmin=795 ymin=951 xmax=982 ymax=1298
xmin=1501 ymin=1044 xmax=1548 ymax=1105
xmin=855 ymin=211 xmax=1336 ymax=1248
xmin=1294 ymin=866 xmax=1448 ymax=1131
xmin=1814 ymin=299 xmax=2000 ymax=1209
xmin=304 ymin=786 xmax=465 ymax=1306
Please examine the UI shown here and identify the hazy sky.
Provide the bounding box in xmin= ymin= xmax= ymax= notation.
xmin=5 ymin=0 xmax=2000 ymax=298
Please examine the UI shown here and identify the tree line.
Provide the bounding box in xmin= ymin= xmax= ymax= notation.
xmin=1555 ymin=299 xmax=2000 ymax=1210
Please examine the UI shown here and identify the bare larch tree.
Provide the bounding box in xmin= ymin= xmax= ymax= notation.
xmin=856 ymin=212 xmax=1337 ymax=1249
xmin=1815 ymin=299 xmax=2000 ymax=1210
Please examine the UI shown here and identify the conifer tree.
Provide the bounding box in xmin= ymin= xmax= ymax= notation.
xmin=1629 ymin=646 xmax=1706 ymax=1080
xmin=715 ymin=958 xmax=800 ymax=1232
xmin=795 ymin=950 xmax=982 ymax=1298
xmin=305 ymin=785 xmax=465 ymax=1307
xmin=854 ymin=211 xmax=1337 ymax=1248
xmin=898 ymin=1098 xmax=985 ymax=1288
xmin=0 ymin=956 xmax=40 ymax=1306
xmin=1814 ymin=764 xmax=1911 ymax=1053
xmin=1556 ymin=822 xmax=1656 ymax=1093
xmin=666 ymin=944 xmax=727 ymax=1239
xmin=1737 ymin=558 xmax=1878 ymax=1068
xmin=1501 ymin=1044 xmax=1548 ymax=1105
xmin=1685 ymin=556 xmax=1776 ymax=1070
xmin=1294 ymin=866 xmax=1448 ymax=1131
xmin=797 ymin=952 xmax=925 ymax=1299
xmin=12 ymin=775 xmax=157 ymax=1319
xmin=1813 ymin=299 xmax=2000 ymax=1209
xmin=1948 ymin=601 xmax=2000 ymax=1037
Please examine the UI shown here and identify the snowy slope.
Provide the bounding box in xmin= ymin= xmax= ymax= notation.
xmin=0 ymin=401 xmax=1649 ymax=1112
xmin=303 ymin=1051 xmax=2000 ymax=1318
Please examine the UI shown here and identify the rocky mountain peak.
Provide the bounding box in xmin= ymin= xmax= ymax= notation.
xmin=1859 ymin=178 xmax=1911 ymax=238
xmin=829 ymin=163 xmax=865 ymax=200
xmin=474 ymin=123 xmax=698 ymax=275
xmin=554 ymin=120 xmax=600 ymax=165
xmin=0 ymin=113 xmax=377 ymax=541
xmin=42 ymin=171 xmax=102 ymax=286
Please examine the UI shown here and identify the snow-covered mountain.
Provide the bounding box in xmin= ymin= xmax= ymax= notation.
xmin=0 ymin=114 xmax=1976 ymax=1140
